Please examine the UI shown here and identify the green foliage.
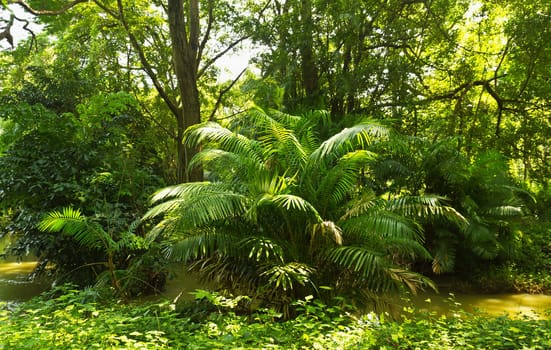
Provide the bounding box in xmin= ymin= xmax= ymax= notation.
xmin=371 ymin=137 xmax=528 ymax=275
xmin=0 ymin=91 xmax=164 ymax=285
xmin=0 ymin=287 xmax=550 ymax=349
xmin=142 ymin=108 xmax=477 ymax=312
xmin=38 ymin=208 xmax=167 ymax=298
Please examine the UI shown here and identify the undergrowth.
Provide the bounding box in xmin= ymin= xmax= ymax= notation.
xmin=1 ymin=285 xmax=550 ymax=349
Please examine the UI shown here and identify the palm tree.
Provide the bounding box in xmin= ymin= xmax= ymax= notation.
xmin=369 ymin=137 xmax=528 ymax=274
xmin=421 ymin=142 xmax=527 ymax=274
xmin=39 ymin=207 xmax=158 ymax=298
xmin=144 ymin=107 xmax=464 ymax=311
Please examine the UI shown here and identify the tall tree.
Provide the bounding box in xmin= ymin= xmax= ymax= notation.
xmin=2 ymin=0 xmax=257 ymax=183
xmin=253 ymin=0 xmax=550 ymax=185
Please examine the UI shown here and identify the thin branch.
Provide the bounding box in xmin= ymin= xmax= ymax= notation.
xmin=197 ymin=0 xmax=214 ymax=67
xmin=113 ymin=0 xmax=179 ymax=118
xmin=13 ymin=13 xmax=36 ymax=51
xmin=208 ymin=66 xmax=247 ymax=121
xmin=0 ymin=14 xmax=14 ymax=47
xmin=494 ymin=38 xmax=509 ymax=88
xmin=197 ymin=0 xmax=271 ymax=79
xmin=198 ymin=34 xmax=251 ymax=79
xmin=9 ymin=0 xmax=88 ymax=15
xmin=92 ymin=0 xmax=120 ymax=19
xmin=423 ymin=76 xmax=503 ymax=102
xmin=214 ymin=108 xmax=247 ymax=121
xmin=136 ymin=96 xmax=176 ymax=140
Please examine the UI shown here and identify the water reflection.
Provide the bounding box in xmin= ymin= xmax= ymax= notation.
xmin=161 ymin=272 xmax=551 ymax=319
xmin=0 ymin=260 xmax=49 ymax=302
xmin=409 ymin=291 xmax=551 ymax=319
xmin=1 ymin=257 xmax=550 ymax=319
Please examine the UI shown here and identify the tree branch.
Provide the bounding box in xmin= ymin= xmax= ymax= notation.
xmin=197 ymin=34 xmax=251 ymax=79
xmin=0 ymin=14 xmax=14 ymax=47
xmin=208 ymin=66 xmax=247 ymax=121
xmin=113 ymin=0 xmax=179 ymax=118
xmin=197 ymin=0 xmax=271 ymax=78
xmin=9 ymin=0 xmax=88 ymax=15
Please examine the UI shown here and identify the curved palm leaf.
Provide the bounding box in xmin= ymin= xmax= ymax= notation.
xmin=244 ymin=107 xmax=309 ymax=172
xmin=240 ymin=236 xmax=286 ymax=263
xmin=326 ymin=245 xmax=389 ymax=288
xmin=341 ymin=212 xmax=424 ymax=242
xmin=39 ymin=207 xmax=115 ymax=251
xmin=431 ymin=229 xmax=458 ymax=274
xmin=163 ymin=229 xmax=240 ymax=263
xmin=386 ymin=268 xmax=437 ymax=295
xmin=309 ymin=121 xmax=389 ymax=164
xmin=268 ymin=194 xmax=322 ymax=220
xmin=386 ymin=195 xmax=467 ymax=227
xmin=188 ymin=148 xmax=265 ymax=181
xmin=309 ymin=221 xmax=343 ymax=246
xmin=309 ymin=150 xmax=377 ymax=213
xmin=260 ymin=262 xmax=316 ymax=292
xmin=184 ymin=122 xmax=264 ymax=165
xmin=144 ymin=182 xmax=249 ymax=229
xmin=483 ymin=205 xmax=523 ymax=217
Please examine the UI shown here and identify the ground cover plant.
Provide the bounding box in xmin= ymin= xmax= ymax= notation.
xmin=1 ymin=286 xmax=550 ymax=349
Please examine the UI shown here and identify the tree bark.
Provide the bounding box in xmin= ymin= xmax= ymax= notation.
xmin=299 ymin=0 xmax=320 ymax=108
xmin=168 ymin=0 xmax=202 ymax=182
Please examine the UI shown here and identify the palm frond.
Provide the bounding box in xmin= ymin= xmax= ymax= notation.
xmin=313 ymin=150 xmax=377 ymax=209
xmin=372 ymin=159 xmax=412 ymax=181
xmin=326 ymin=245 xmax=387 ymax=281
xmin=341 ymin=211 xmax=424 ymax=242
xmin=386 ymin=195 xmax=467 ymax=227
xmin=382 ymin=237 xmax=432 ymax=260
xmin=146 ymin=194 xmax=249 ymax=230
xmin=253 ymin=172 xmax=290 ymax=195
xmin=464 ymin=222 xmax=499 ymax=259
xmin=163 ymin=229 xmax=239 ymax=262
xmin=340 ymin=190 xmax=379 ymax=219
xmin=268 ymin=108 xmax=303 ymax=129
xmin=184 ymin=121 xmax=263 ymax=165
xmin=269 ymin=195 xmax=322 ymax=219
xmin=188 ymin=149 xmax=264 ymax=180
xmin=309 ymin=121 xmax=389 ymax=164
xmin=115 ymin=232 xmax=146 ymax=251
xmin=260 ymin=262 xmax=316 ymax=292
xmin=483 ymin=205 xmax=523 ymax=218
xmin=309 ymin=221 xmax=343 ymax=246
xmin=386 ymin=268 xmax=437 ymax=294
xmin=253 ymin=117 xmax=308 ymax=172
xmin=431 ymin=229 xmax=458 ymax=274
xmin=145 ymin=183 xmax=249 ymax=229
xmin=38 ymin=207 xmax=115 ymax=251
xmin=240 ymin=236 xmax=286 ymax=263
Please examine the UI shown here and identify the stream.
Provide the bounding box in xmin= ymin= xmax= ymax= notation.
xmin=0 ymin=259 xmax=49 ymax=302
xmin=0 ymin=257 xmax=550 ymax=319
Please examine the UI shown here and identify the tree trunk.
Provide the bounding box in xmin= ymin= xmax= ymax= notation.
xmin=299 ymin=0 xmax=320 ymax=108
xmin=168 ymin=0 xmax=203 ymax=183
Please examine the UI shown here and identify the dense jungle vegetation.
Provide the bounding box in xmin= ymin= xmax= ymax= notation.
xmin=0 ymin=0 xmax=550 ymax=347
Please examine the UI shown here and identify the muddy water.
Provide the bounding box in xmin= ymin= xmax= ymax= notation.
xmin=0 ymin=260 xmax=49 ymax=301
xmin=402 ymin=291 xmax=551 ymax=319
xmin=0 ymin=252 xmax=550 ymax=319
xmin=0 ymin=237 xmax=49 ymax=302
xmin=160 ymin=273 xmax=551 ymax=319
